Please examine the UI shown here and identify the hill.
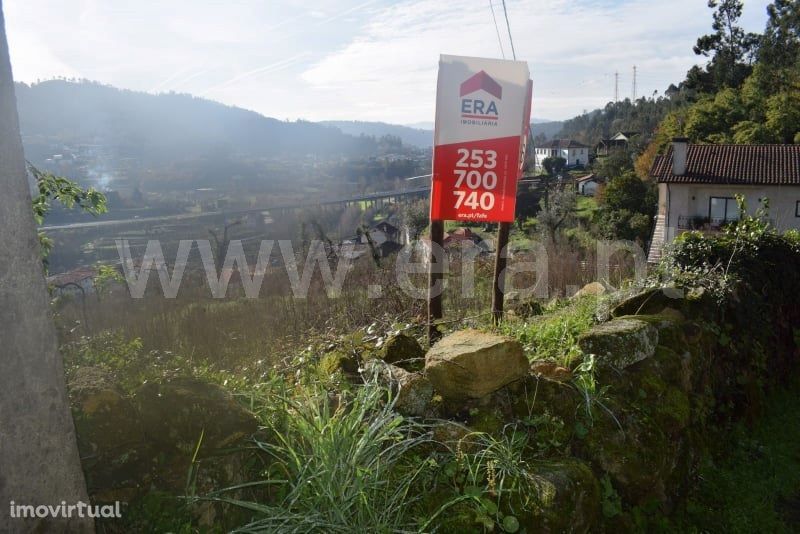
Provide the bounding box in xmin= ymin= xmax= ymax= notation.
xmin=323 ymin=117 xmax=565 ymax=148
xmin=321 ymin=120 xmax=432 ymax=148
xmin=531 ymin=119 xmax=564 ymax=140
xmin=15 ymin=80 xmax=383 ymax=163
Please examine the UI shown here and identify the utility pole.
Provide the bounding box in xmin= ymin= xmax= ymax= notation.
xmin=614 ymin=71 xmax=619 ymax=102
xmin=632 ymin=65 xmax=637 ymax=101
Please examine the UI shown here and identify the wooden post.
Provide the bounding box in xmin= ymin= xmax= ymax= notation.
xmin=428 ymin=219 xmax=445 ymax=344
xmin=491 ymin=221 xmax=511 ymax=324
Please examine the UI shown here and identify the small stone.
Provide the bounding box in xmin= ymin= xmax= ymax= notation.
xmin=572 ymin=282 xmax=607 ymax=299
xmin=531 ymin=361 xmax=573 ymax=382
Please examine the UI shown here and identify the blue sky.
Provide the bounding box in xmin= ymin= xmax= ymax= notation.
xmin=6 ymin=0 xmax=771 ymax=124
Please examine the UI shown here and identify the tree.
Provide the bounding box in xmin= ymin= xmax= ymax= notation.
xmin=759 ymin=0 xmax=800 ymax=78
xmin=0 ymin=2 xmax=93 ymax=531
xmin=536 ymin=186 xmax=576 ymax=244
xmin=400 ymin=200 xmax=428 ymax=241
xmin=542 ymin=156 xmax=566 ymax=176
xmin=692 ymin=0 xmax=760 ymax=90
xmin=596 ymin=171 xmax=657 ymax=242
xmin=208 ymin=220 xmax=242 ymax=272
xmin=765 ymin=90 xmax=800 ymax=142
xmin=594 ymin=149 xmax=633 ymax=180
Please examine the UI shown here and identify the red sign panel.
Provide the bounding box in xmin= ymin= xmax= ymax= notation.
xmin=430 ymin=136 xmax=522 ymax=222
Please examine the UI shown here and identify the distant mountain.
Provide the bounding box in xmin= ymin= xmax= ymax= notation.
xmin=321 ymin=120 xmax=432 ymax=148
xmin=15 ymin=80 xmax=383 ymax=162
xmin=325 ymin=116 xmax=566 ymax=149
xmin=404 ymin=121 xmax=434 ymax=131
xmin=531 ymin=119 xmax=564 ymax=140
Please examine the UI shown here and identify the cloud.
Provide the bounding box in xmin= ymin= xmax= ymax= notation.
xmin=4 ymin=0 xmax=772 ymax=123
xmin=301 ymin=0 xmax=771 ymax=122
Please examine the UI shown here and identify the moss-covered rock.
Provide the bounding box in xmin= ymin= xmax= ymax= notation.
xmin=365 ymin=360 xmax=433 ymax=416
xmin=69 ymin=367 xmax=150 ymax=502
xmin=578 ymin=318 xmax=659 ymax=370
xmin=611 ymin=287 xmax=685 ymax=317
xmin=317 ymin=351 xmax=359 ymax=377
xmin=381 ymin=333 xmax=424 ymax=371
xmin=134 ymin=377 xmax=259 ymax=456
xmin=529 ymin=459 xmax=601 ymax=533
xmin=467 ymin=406 xmax=505 ymax=435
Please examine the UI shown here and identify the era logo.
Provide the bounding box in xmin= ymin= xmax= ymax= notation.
xmin=459 ymin=70 xmax=502 ymax=119
xmin=461 ymin=99 xmax=498 ymax=116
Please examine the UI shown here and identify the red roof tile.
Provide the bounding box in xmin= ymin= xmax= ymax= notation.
xmin=47 ymin=267 xmax=96 ymax=287
xmin=651 ymin=144 xmax=800 ymax=185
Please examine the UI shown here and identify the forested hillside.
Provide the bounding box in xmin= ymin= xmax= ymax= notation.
xmin=320 ymin=121 xmax=432 ymax=148
xmin=16 ymin=80 xmax=387 ymax=162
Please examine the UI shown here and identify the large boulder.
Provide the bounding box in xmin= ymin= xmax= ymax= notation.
xmin=134 ymin=377 xmax=259 ymax=456
xmin=577 ymin=318 xmax=658 ymax=371
xmin=610 ymin=286 xmax=708 ymax=318
xmin=69 ymin=367 xmax=150 ymax=502
xmin=425 ymin=329 xmax=528 ymax=401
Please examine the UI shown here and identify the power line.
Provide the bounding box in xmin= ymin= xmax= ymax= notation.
xmin=488 ymin=1 xmax=506 ymax=59
xmin=500 ymin=0 xmax=517 ymax=60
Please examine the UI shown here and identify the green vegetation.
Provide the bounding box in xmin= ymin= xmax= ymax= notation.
xmin=221 ymin=380 xmax=431 ymax=533
xmin=58 ymin=205 xmax=800 ymax=532
xmin=500 ymin=296 xmax=599 ymax=365
xmin=676 ymin=384 xmax=800 ymax=533
xmin=29 ymin=163 xmax=107 ymax=266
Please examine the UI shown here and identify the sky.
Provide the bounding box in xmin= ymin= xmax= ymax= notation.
xmin=5 ymin=0 xmax=772 ymax=124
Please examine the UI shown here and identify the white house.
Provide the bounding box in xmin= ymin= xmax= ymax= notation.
xmin=647 ymin=139 xmax=800 ymax=263
xmin=534 ymin=139 xmax=590 ymax=170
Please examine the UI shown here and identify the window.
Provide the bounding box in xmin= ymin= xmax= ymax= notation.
xmin=796 ymin=201 xmax=800 ymax=217
xmin=709 ymin=197 xmax=738 ymax=225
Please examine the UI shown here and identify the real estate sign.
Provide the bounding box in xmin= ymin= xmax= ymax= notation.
xmin=430 ymin=55 xmax=532 ymax=223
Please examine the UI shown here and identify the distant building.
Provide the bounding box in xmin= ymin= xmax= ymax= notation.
xmin=359 ymin=219 xmax=404 ymax=258
xmin=595 ymin=131 xmax=639 ymax=157
xmin=575 ymin=173 xmax=602 ymax=196
xmin=47 ymin=266 xmax=97 ymax=296
xmin=647 ymin=139 xmax=800 ymax=263
xmin=534 ymin=139 xmax=590 ymax=170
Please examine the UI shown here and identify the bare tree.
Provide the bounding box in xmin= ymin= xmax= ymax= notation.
xmin=0 ymin=2 xmax=93 ymax=531
xmin=208 ymin=219 xmax=242 ymax=271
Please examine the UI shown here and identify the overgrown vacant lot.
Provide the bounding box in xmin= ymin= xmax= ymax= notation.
xmin=60 ymin=213 xmax=800 ymax=532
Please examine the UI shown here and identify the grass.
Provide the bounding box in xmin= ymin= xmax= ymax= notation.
xmin=671 ymin=383 xmax=800 ymax=533
xmin=498 ymin=295 xmax=600 ymax=366
xmin=575 ymin=196 xmax=598 ymax=222
xmin=216 ymin=378 xmax=433 ymax=533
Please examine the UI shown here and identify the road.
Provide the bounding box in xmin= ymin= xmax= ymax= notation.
xmin=41 ymin=186 xmax=431 ymax=231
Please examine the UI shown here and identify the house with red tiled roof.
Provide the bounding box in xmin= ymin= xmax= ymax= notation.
xmin=647 ymin=139 xmax=800 ymax=263
xmin=47 ymin=266 xmax=97 ymax=296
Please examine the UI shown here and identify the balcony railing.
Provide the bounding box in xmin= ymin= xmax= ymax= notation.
xmin=677 ymin=215 xmax=775 ymax=230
